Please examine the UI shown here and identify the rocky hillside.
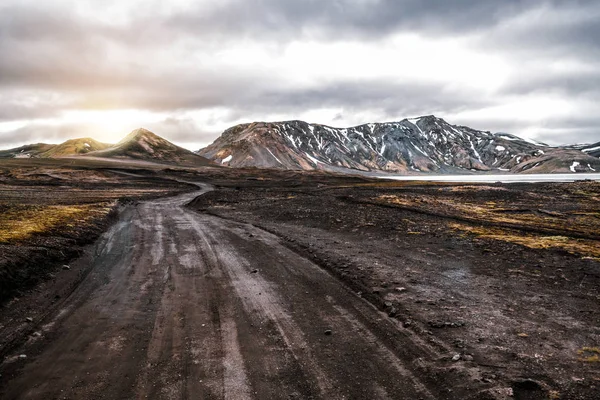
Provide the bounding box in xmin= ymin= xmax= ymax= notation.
xmin=0 ymin=129 xmax=213 ymax=167
xmin=88 ymin=128 xmax=213 ymax=166
xmin=198 ymin=116 xmax=600 ymax=174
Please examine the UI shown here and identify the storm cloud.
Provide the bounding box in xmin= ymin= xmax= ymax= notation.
xmin=0 ymin=0 xmax=598 ymax=149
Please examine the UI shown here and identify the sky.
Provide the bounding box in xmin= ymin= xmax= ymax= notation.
xmin=0 ymin=0 xmax=599 ymax=150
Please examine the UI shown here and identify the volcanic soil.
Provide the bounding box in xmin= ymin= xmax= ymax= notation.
xmin=0 ymin=161 xmax=598 ymax=400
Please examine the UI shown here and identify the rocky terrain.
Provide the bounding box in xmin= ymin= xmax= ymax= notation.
xmin=0 ymin=160 xmax=598 ymax=399
xmin=198 ymin=116 xmax=600 ymax=174
xmin=189 ymin=170 xmax=600 ymax=399
xmin=89 ymin=128 xmax=213 ymax=166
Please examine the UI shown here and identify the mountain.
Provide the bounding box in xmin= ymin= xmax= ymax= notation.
xmin=581 ymin=142 xmax=600 ymax=158
xmin=0 ymin=139 xmax=108 ymax=159
xmin=198 ymin=116 xmax=600 ymax=174
xmin=0 ymin=143 xmax=56 ymax=159
xmin=0 ymin=129 xmax=213 ymax=167
xmin=88 ymin=128 xmax=213 ymax=166
xmin=41 ymin=138 xmax=110 ymax=157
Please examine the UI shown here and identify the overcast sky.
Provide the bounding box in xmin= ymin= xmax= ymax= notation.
xmin=1 ymin=0 xmax=599 ymax=150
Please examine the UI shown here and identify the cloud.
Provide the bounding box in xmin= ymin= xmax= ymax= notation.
xmin=477 ymin=2 xmax=600 ymax=59
xmin=0 ymin=0 xmax=599 ymax=148
xmin=0 ymin=123 xmax=99 ymax=148
xmin=163 ymin=0 xmax=534 ymax=41
xmin=254 ymin=80 xmax=499 ymax=119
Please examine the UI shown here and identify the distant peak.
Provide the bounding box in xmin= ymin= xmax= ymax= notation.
xmin=419 ymin=115 xmax=446 ymax=123
xmin=62 ymin=137 xmax=96 ymax=143
xmin=119 ymin=128 xmax=160 ymax=144
xmin=130 ymin=127 xmax=155 ymax=137
xmin=403 ymin=115 xmax=442 ymax=123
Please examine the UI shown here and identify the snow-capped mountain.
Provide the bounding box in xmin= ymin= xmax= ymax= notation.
xmin=198 ymin=116 xmax=600 ymax=174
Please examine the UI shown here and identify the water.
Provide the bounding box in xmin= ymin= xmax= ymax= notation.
xmin=378 ymin=173 xmax=600 ymax=183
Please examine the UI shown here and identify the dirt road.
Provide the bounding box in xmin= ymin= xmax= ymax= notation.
xmin=0 ymin=184 xmax=472 ymax=399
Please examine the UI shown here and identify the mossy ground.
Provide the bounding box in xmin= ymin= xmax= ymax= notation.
xmin=0 ymin=203 xmax=115 ymax=243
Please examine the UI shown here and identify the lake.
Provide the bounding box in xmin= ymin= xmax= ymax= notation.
xmin=378 ymin=173 xmax=600 ymax=183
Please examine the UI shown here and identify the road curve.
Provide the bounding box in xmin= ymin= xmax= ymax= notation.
xmin=1 ymin=185 xmax=441 ymax=400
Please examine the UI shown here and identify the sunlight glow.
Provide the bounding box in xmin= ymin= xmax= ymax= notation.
xmin=58 ymin=109 xmax=167 ymax=142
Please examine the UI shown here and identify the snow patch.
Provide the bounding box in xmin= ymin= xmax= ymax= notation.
xmin=450 ymin=127 xmax=464 ymax=137
xmin=583 ymin=145 xmax=600 ymax=153
xmin=412 ymin=142 xmax=427 ymax=156
xmin=570 ymin=161 xmax=580 ymax=172
xmin=522 ymin=137 xmax=548 ymax=146
xmin=266 ymin=148 xmax=282 ymax=164
xmin=284 ymin=133 xmax=297 ymax=149
xmin=495 ymin=145 xmax=506 ymax=152
xmin=408 ymin=118 xmax=423 ymax=133
xmin=469 ymin=140 xmax=482 ymax=162
xmin=221 ymin=155 xmax=233 ymax=164
xmin=497 ymin=134 xmax=519 ymax=141
xmin=304 ymin=152 xmax=321 ymax=166
xmin=379 ymin=144 xmax=386 ymax=156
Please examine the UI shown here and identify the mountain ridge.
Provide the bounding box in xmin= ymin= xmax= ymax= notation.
xmin=1 ymin=119 xmax=598 ymax=174
xmin=198 ymin=116 xmax=599 ymax=174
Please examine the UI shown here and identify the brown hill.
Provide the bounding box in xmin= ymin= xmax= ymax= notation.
xmin=88 ymin=128 xmax=213 ymax=166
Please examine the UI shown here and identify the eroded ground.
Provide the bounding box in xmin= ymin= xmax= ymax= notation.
xmin=1 ymin=161 xmax=599 ymax=399
xmin=190 ymin=175 xmax=600 ymax=399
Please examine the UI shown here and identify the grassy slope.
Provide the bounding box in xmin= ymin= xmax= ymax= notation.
xmin=40 ymin=138 xmax=111 ymax=158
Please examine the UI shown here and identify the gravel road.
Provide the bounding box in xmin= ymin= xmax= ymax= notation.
xmin=1 ymin=184 xmax=456 ymax=399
